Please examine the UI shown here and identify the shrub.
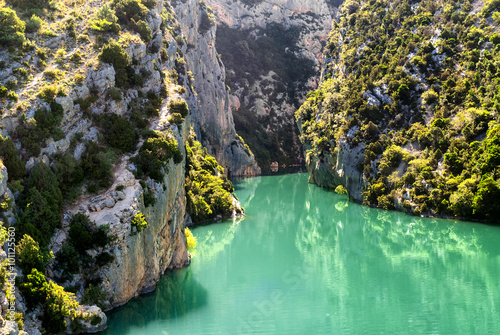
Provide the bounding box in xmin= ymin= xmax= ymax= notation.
xmin=136 ymin=20 xmax=151 ymax=43
xmin=167 ymin=112 xmax=184 ymax=125
xmin=37 ymin=84 xmax=65 ymax=103
xmin=132 ymin=130 xmax=183 ymax=181
xmin=52 ymin=152 xmax=84 ymax=197
xmin=185 ymin=227 xmax=196 ymax=249
xmin=111 ymin=0 xmax=148 ymax=24
xmin=17 ymin=162 xmax=63 ymax=247
xmin=108 ymin=87 xmax=122 ymax=101
xmin=98 ymin=40 xmax=129 ymax=69
xmin=80 ymin=141 xmax=113 ymax=189
xmin=185 ymin=137 xmax=236 ymax=223
xmin=334 ymin=185 xmax=348 ymax=195
xmin=0 ymin=134 xmax=25 ymax=180
xmin=16 ymin=234 xmax=52 ymax=273
xmin=56 ymin=242 xmax=80 ymax=279
xmin=82 ymin=284 xmax=107 ymax=309
xmin=99 ymin=114 xmax=138 ymax=152
xmin=25 ymin=14 xmax=43 ymax=33
xmin=0 ymin=7 xmax=25 ymax=47
xmin=198 ymin=8 xmax=215 ymax=35
xmin=131 ymin=212 xmax=148 ymax=232
xmin=168 ymin=99 xmax=189 ymax=117
xmin=69 ymin=51 xmax=82 ymax=63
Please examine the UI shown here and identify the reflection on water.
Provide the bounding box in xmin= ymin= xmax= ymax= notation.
xmin=104 ymin=173 xmax=500 ymax=335
xmin=102 ymin=269 xmax=208 ymax=334
xmin=296 ymin=182 xmax=500 ymax=334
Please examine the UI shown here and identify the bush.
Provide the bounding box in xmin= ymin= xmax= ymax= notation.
xmin=16 ymin=234 xmax=52 ymax=274
xmin=25 ymin=14 xmax=43 ymax=33
xmin=185 ymin=227 xmax=196 ymax=249
xmin=0 ymin=7 xmax=25 ymax=47
xmin=167 ymin=112 xmax=184 ymax=125
xmin=20 ymin=269 xmax=81 ymax=333
xmin=99 ymin=114 xmax=138 ymax=152
xmin=111 ymin=0 xmax=148 ymax=24
xmin=80 ymin=141 xmax=113 ymax=189
xmin=136 ymin=20 xmax=151 ymax=43
xmin=0 ymin=134 xmax=25 ymax=180
xmin=132 ymin=130 xmax=183 ymax=181
xmin=52 ymin=152 xmax=84 ymax=197
xmin=168 ymin=99 xmax=189 ymax=117
xmin=185 ymin=137 xmax=236 ymax=223
xmin=17 ymin=163 xmax=63 ymax=247
xmin=56 ymin=242 xmax=80 ymax=279
xmin=131 ymin=212 xmax=148 ymax=232
xmin=89 ymin=5 xmax=120 ymax=33
xmin=82 ymin=284 xmax=107 ymax=309
xmin=99 ymin=40 xmax=129 ymax=69
xmin=37 ymin=84 xmax=65 ymax=103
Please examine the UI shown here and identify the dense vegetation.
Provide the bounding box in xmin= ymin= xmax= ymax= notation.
xmin=216 ymin=23 xmax=314 ymax=169
xmin=296 ymin=0 xmax=500 ymax=223
xmin=185 ymin=135 xmax=239 ymax=223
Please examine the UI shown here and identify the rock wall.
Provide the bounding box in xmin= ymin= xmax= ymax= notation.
xmin=200 ymin=0 xmax=339 ymax=168
xmin=172 ymin=0 xmax=261 ymax=177
xmin=91 ymin=113 xmax=190 ymax=309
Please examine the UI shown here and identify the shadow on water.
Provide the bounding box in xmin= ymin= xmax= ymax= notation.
xmin=101 ymin=269 xmax=208 ymax=334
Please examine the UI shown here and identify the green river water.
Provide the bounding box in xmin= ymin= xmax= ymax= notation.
xmin=102 ymin=173 xmax=500 ymax=334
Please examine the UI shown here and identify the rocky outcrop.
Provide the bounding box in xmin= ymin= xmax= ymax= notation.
xmin=304 ymin=138 xmax=365 ymax=201
xmin=172 ymin=0 xmax=261 ymax=177
xmin=97 ymin=115 xmax=190 ymax=308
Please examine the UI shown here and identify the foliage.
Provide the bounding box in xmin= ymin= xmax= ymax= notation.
xmin=89 ymin=5 xmax=120 ymax=34
xmin=98 ymin=114 xmax=138 ymax=152
xmin=167 ymin=99 xmax=189 ymax=117
xmin=0 ymin=134 xmax=25 ymax=180
xmin=334 ymin=185 xmax=348 ymax=195
xmin=16 ymin=234 xmax=52 ymax=274
xmin=185 ymin=136 xmax=236 ymax=223
xmin=0 ymin=7 xmax=25 ymax=47
xmin=136 ymin=20 xmax=151 ymax=43
xmin=99 ymin=39 xmax=129 ymax=69
xmin=82 ymin=284 xmax=106 ymax=309
xmin=111 ymin=0 xmax=148 ymax=25
xmin=20 ymin=269 xmax=81 ymax=333
xmin=131 ymin=130 xmax=182 ymax=181
xmin=184 ymin=227 xmax=196 ymax=249
xmin=131 ymin=212 xmax=148 ymax=232
xmin=17 ymin=162 xmax=63 ymax=247
xmin=80 ymin=141 xmax=114 ymax=190
xmin=25 ymin=14 xmax=44 ymax=33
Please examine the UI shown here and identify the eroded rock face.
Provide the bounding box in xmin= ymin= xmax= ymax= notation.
xmin=173 ymin=0 xmax=261 ymax=177
xmin=304 ymin=138 xmax=365 ymax=202
xmin=200 ymin=0 xmax=339 ymax=168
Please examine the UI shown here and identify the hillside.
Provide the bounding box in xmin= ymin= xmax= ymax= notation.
xmin=296 ymin=0 xmax=500 ymax=223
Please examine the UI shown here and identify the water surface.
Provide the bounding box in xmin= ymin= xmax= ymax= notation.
xmin=103 ymin=173 xmax=500 ymax=334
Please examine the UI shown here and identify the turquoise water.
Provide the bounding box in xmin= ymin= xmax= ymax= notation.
xmin=103 ymin=173 xmax=500 ymax=334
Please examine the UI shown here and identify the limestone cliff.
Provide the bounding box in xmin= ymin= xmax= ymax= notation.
xmin=202 ymin=0 xmax=339 ymax=169
xmin=172 ymin=0 xmax=261 ymax=177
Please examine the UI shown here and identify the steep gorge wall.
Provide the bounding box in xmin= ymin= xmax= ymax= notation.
xmin=172 ymin=0 xmax=261 ymax=177
xmin=202 ymin=0 xmax=339 ymax=169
